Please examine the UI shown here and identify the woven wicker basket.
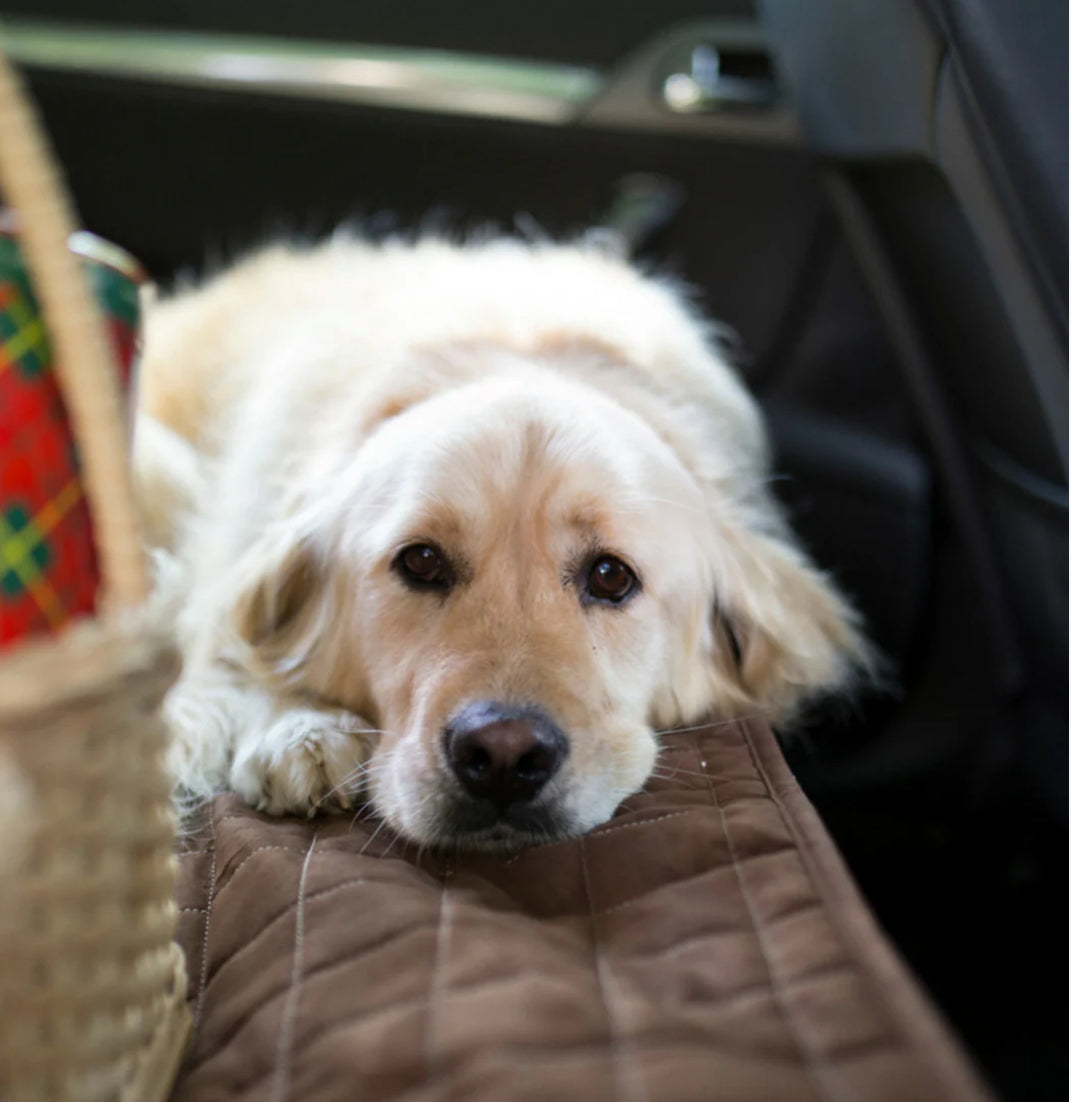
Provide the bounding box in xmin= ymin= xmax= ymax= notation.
xmin=0 ymin=46 xmax=190 ymax=1102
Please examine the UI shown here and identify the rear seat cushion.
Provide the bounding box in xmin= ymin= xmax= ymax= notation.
xmin=172 ymin=716 xmax=993 ymax=1102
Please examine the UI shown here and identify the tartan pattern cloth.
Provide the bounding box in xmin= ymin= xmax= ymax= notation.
xmin=0 ymin=231 xmax=140 ymax=648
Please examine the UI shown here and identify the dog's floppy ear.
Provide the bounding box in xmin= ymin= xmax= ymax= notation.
xmin=710 ymin=522 xmax=869 ymax=724
xmin=228 ymin=528 xmax=329 ymax=677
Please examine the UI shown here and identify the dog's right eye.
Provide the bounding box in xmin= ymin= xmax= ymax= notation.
xmin=583 ymin=554 xmax=640 ymax=605
xmin=394 ymin=543 xmax=451 ymax=590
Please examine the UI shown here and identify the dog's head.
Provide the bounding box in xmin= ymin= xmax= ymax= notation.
xmin=227 ymin=351 xmax=864 ymax=849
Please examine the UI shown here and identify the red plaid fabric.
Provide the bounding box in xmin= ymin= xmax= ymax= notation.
xmin=0 ymin=231 xmax=141 ymax=648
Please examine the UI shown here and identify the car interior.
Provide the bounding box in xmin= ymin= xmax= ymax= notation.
xmin=1 ymin=2 xmax=1064 ymax=1098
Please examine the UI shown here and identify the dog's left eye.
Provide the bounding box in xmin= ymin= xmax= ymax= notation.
xmin=394 ymin=543 xmax=450 ymax=590
xmin=584 ymin=554 xmax=639 ymax=605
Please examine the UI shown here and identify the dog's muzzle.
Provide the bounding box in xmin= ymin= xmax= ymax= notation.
xmin=441 ymin=701 xmax=568 ymax=836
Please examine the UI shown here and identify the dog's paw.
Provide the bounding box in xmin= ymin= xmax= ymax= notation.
xmin=229 ymin=707 xmax=376 ymax=816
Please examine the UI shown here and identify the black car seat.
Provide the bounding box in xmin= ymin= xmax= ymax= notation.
xmin=757 ymin=0 xmax=1068 ymax=820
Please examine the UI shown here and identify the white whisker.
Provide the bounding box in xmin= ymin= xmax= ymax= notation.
xmin=651 ymin=711 xmax=770 ymax=738
xmin=357 ymin=816 xmax=389 ymax=855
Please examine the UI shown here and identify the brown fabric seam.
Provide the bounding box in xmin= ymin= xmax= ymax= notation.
xmin=626 ymin=898 xmax=826 ymax=958
xmin=422 ymin=870 xmax=452 ymax=1079
xmin=199 ymin=943 xmax=865 ymax=1084
xmin=700 ymin=729 xmax=842 ymax=1102
xmin=596 ymin=844 xmax=799 ymax=918
xmin=195 ymin=917 xmax=451 ymax=1063
xmin=229 ymin=1027 xmax=906 ymax=1099
xmin=579 ymin=836 xmax=642 ymax=1102
xmin=268 ymin=831 xmax=318 ymax=1102
xmin=215 ymin=959 xmax=907 ymax=1097
xmin=190 ymin=814 xmax=218 ymax=1043
xmin=213 ymin=843 xmax=311 ymax=894
xmin=201 ymin=872 xmax=376 ymax=991
xmin=737 ymin=718 xmax=996 ymax=1101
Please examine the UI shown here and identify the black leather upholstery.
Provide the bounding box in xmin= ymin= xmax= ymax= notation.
xmin=923 ymin=0 xmax=1068 ymax=328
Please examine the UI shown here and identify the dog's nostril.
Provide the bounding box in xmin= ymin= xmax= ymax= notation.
xmin=464 ymin=746 xmax=492 ymax=776
xmin=444 ymin=702 xmax=568 ymax=811
xmin=516 ymin=748 xmax=549 ymax=780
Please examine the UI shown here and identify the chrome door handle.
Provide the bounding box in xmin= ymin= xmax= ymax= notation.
xmin=662 ymin=44 xmax=778 ymax=113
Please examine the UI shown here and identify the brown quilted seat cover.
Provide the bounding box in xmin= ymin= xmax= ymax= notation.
xmin=172 ymin=717 xmax=993 ymax=1101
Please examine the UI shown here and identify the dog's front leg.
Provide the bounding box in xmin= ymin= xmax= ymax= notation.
xmin=165 ymin=668 xmax=376 ymax=817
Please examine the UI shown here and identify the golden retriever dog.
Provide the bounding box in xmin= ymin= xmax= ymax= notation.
xmin=135 ymin=235 xmax=866 ymax=849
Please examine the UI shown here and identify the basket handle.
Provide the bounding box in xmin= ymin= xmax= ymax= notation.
xmin=0 ymin=47 xmax=149 ymax=612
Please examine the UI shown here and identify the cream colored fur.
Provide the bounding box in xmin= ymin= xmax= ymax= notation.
xmin=136 ymin=236 xmax=866 ymax=846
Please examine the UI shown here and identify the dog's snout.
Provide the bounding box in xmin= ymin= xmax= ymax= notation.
xmin=445 ymin=702 xmax=567 ymax=810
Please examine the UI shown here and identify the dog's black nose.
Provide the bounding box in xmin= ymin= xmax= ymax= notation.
xmin=444 ymin=702 xmax=567 ymax=811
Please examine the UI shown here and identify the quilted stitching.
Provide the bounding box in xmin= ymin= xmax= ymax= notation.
xmin=269 ymin=834 xmax=319 ymax=1102
xmin=171 ymin=718 xmax=994 ymax=1102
